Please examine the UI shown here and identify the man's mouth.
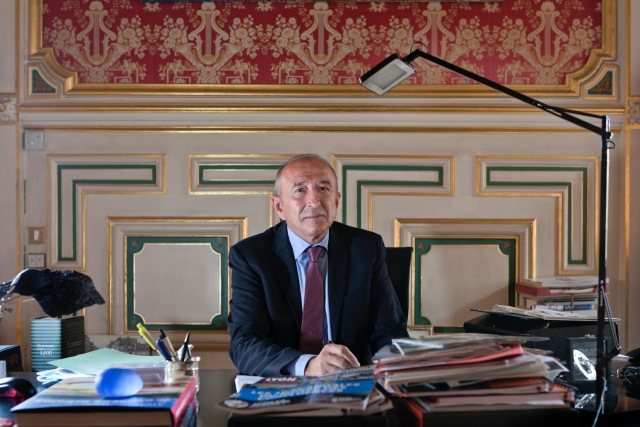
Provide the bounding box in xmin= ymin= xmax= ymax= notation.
xmin=303 ymin=212 xmax=325 ymax=220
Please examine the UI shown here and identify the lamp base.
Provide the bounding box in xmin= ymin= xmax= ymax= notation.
xmin=575 ymin=386 xmax=618 ymax=415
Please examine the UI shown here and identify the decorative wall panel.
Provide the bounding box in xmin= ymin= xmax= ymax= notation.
xmin=414 ymin=236 xmax=517 ymax=332
xmin=30 ymin=0 xmax=615 ymax=96
xmin=476 ymin=156 xmax=598 ymax=274
xmin=48 ymin=155 xmax=166 ymax=270
xmin=333 ymin=154 xmax=454 ymax=228
xmin=395 ymin=218 xmax=534 ymax=329
xmin=20 ymin=128 xmax=611 ymax=366
xmin=109 ymin=217 xmax=246 ymax=336
xmin=126 ymin=236 xmax=228 ymax=331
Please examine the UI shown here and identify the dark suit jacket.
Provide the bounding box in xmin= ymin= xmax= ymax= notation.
xmin=228 ymin=221 xmax=409 ymax=376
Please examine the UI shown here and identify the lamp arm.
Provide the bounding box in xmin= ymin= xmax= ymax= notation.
xmin=401 ymin=48 xmax=620 ymax=413
xmin=404 ymin=49 xmax=610 ymax=138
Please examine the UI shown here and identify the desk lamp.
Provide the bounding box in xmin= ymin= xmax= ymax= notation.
xmin=360 ymin=46 xmax=622 ymax=419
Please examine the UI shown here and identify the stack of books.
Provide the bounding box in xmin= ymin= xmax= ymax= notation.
xmin=516 ymin=276 xmax=605 ymax=318
xmin=373 ymin=334 xmax=575 ymax=417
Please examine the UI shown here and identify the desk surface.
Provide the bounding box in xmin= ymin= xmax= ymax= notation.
xmin=197 ymin=369 xmax=640 ymax=427
xmin=2 ymin=369 xmax=639 ymax=427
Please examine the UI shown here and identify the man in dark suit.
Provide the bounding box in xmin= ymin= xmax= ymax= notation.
xmin=228 ymin=154 xmax=408 ymax=376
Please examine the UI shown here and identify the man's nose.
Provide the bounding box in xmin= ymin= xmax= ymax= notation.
xmin=306 ymin=189 xmax=321 ymax=206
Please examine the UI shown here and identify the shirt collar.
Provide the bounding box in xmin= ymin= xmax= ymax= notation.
xmin=287 ymin=227 xmax=329 ymax=260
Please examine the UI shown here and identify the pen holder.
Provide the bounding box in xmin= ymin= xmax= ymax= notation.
xmin=164 ymin=357 xmax=200 ymax=392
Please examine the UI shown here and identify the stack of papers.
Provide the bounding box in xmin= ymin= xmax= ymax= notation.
xmin=372 ymin=334 xmax=574 ymax=412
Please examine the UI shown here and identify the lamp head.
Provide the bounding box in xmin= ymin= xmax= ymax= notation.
xmin=360 ymin=54 xmax=416 ymax=95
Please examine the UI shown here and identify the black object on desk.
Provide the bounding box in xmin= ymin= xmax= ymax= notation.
xmin=463 ymin=312 xmax=618 ymax=363
xmin=0 ymin=378 xmax=36 ymax=399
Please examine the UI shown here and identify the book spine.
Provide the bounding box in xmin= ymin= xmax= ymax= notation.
xmin=516 ymin=283 xmax=599 ymax=297
xmin=531 ymin=303 xmax=596 ymax=311
xmin=61 ymin=316 xmax=85 ymax=358
xmin=171 ymin=377 xmax=197 ymax=425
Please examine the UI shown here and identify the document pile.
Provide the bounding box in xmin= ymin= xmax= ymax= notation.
xmin=217 ymin=367 xmax=392 ymax=416
xmin=373 ymin=333 xmax=576 ymax=413
xmin=516 ymin=275 xmax=606 ymax=318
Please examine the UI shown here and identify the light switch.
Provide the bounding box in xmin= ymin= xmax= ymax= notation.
xmin=24 ymin=131 xmax=44 ymax=150
xmin=28 ymin=227 xmax=45 ymax=244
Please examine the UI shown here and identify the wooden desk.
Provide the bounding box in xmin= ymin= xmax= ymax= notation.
xmin=197 ymin=369 xmax=237 ymax=426
xmin=198 ymin=369 xmax=640 ymax=427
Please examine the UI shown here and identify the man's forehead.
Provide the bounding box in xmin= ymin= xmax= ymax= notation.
xmin=284 ymin=164 xmax=333 ymax=181
xmin=291 ymin=178 xmax=333 ymax=187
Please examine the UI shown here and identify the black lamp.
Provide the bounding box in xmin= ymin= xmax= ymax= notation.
xmin=361 ymin=47 xmax=621 ymax=417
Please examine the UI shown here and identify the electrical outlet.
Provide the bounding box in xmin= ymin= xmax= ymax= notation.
xmin=26 ymin=254 xmax=45 ymax=268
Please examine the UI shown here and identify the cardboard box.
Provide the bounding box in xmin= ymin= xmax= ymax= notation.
xmin=30 ymin=315 xmax=85 ymax=371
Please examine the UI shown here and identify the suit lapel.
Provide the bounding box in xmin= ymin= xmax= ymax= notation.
xmin=273 ymin=223 xmax=303 ymax=328
xmin=328 ymin=225 xmax=349 ymax=341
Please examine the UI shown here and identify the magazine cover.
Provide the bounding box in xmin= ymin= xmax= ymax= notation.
xmin=217 ymin=375 xmax=376 ymax=415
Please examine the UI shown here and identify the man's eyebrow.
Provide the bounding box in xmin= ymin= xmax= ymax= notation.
xmin=292 ymin=181 xmax=307 ymax=187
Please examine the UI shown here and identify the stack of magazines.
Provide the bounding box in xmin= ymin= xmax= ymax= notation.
xmin=216 ymin=367 xmax=391 ymax=417
xmin=373 ymin=333 xmax=576 ymax=413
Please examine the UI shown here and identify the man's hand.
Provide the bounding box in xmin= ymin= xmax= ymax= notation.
xmin=304 ymin=343 xmax=360 ymax=376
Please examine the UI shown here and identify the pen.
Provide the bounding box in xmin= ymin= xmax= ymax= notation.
xmin=136 ymin=323 xmax=164 ymax=358
xmin=180 ymin=331 xmax=190 ymax=362
xmin=155 ymin=338 xmax=173 ymax=361
xmin=158 ymin=329 xmax=179 ymax=361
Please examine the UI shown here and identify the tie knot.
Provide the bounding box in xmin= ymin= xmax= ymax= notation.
xmin=307 ymin=246 xmax=324 ymax=262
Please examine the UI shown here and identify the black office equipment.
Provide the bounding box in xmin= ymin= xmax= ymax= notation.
xmin=463 ymin=312 xmax=617 ymax=364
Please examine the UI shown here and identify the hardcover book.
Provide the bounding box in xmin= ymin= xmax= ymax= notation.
xmin=515 ymin=282 xmax=600 ymax=298
xmin=0 ymin=344 xmax=23 ymax=372
xmin=521 ymin=276 xmax=604 ymax=288
xmin=30 ymin=315 xmax=85 ymax=371
xmin=11 ymin=376 xmax=197 ymax=426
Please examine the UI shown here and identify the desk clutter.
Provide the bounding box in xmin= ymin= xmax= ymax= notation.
xmin=11 ymin=328 xmax=198 ymax=427
xmin=216 ymin=333 xmax=576 ymax=422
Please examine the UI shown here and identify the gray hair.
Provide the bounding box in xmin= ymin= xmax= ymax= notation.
xmin=273 ymin=154 xmax=337 ymax=196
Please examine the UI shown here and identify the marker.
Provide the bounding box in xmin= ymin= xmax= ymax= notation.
xmin=136 ymin=323 xmax=164 ymax=358
xmin=158 ymin=329 xmax=179 ymax=361
xmin=180 ymin=332 xmax=191 ymax=362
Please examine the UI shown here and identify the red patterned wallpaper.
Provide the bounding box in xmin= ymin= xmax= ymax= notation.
xmin=40 ymin=0 xmax=603 ymax=87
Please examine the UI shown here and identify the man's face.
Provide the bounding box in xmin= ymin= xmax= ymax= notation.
xmin=272 ymin=158 xmax=341 ymax=244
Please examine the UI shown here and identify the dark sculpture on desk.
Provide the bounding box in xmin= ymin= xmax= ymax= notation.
xmin=0 ymin=268 xmax=105 ymax=318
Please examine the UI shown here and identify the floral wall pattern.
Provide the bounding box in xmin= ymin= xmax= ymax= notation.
xmin=39 ymin=0 xmax=604 ymax=87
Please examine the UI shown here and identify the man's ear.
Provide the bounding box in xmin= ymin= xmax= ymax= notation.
xmin=272 ymin=196 xmax=286 ymax=219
